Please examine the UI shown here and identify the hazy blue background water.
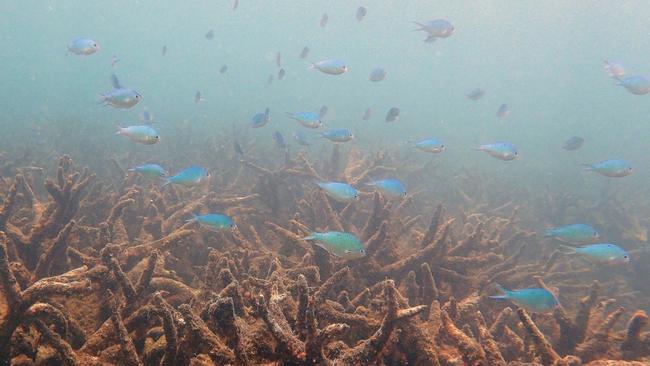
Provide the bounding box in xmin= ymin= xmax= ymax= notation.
xmin=2 ymin=0 xmax=650 ymax=206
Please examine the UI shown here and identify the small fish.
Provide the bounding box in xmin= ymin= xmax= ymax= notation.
xmin=195 ymin=91 xmax=204 ymax=104
xmin=140 ymin=109 xmax=154 ymax=124
xmin=300 ymin=46 xmax=310 ymax=59
xmin=304 ymin=231 xmax=366 ymax=260
xmin=276 ymin=52 xmax=282 ymax=67
xmin=317 ymin=181 xmax=359 ymax=203
xmin=267 ymin=74 xmax=274 ymax=85
xmin=116 ymin=125 xmax=160 ymax=145
xmin=205 ymin=30 xmax=215 ymax=40
xmin=366 ymin=179 xmax=407 ymax=198
xmin=356 ymin=6 xmax=367 ymax=22
xmin=321 ymin=128 xmax=354 ymax=142
xmin=233 ymin=0 xmax=239 ymax=10
xmin=413 ymin=19 xmax=454 ymax=43
xmin=582 ymin=159 xmax=632 ymax=177
xmin=560 ymin=243 xmax=630 ymax=264
xmin=369 ymin=67 xmax=387 ymax=82
xmin=162 ymin=166 xmax=209 ymax=187
xmin=362 ymin=108 xmax=372 ymax=120
xmin=273 ymin=131 xmax=287 ymax=149
xmin=544 ymin=224 xmax=599 ymax=244
xmin=162 ymin=45 xmax=167 ymax=56
xmin=616 ymin=75 xmax=650 ymax=95
xmin=475 ymin=143 xmax=518 ymax=161
xmin=286 ymin=112 xmax=322 ymax=129
xmin=251 ymin=108 xmax=271 ymax=128
xmin=385 ymin=107 xmax=400 ymax=122
xmin=220 ymin=65 xmax=228 ymax=74
xmin=319 ymin=105 xmax=328 ymax=118
xmin=128 ymin=164 xmax=167 ymax=179
xmin=293 ymin=131 xmax=311 ymax=146
xmin=496 ymin=104 xmax=510 ymax=118
xmin=466 ymin=88 xmax=485 ymax=101
xmin=233 ymin=141 xmax=244 ymax=156
xmin=562 ymin=136 xmax=584 ymax=151
xmin=490 ymin=285 xmax=559 ymax=313
xmin=68 ymin=37 xmax=100 ymax=55
xmin=412 ymin=138 xmax=445 ymax=153
xmin=320 ymin=13 xmax=329 ymax=27
xmin=278 ymin=68 xmax=286 ymax=80
xmin=100 ymin=74 xmax=142 ymax=109
xmin=604 ymin=60 xmax=625 ymax=79
xmin=187 ymin=213 xmax=234 ymax=231
xmin=309 ymin=59 xmax=348 ymax=75
xmin=111 ymin=54 xmax=119 ymax=67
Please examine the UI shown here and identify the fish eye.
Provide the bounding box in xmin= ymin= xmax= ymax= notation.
xmin=624 ymin=255 xmax=629 ymax=259
xmin=155 ymin=136 xmax=159 ymax=139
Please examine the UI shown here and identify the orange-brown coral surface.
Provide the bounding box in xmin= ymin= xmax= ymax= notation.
xmin=0 ymin=146 xmax=649 ymax=366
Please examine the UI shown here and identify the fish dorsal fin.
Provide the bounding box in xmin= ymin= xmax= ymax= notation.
xmin=111 ymin=74 xmax=122 ymax=89
xmin=140 ymin=109 xmax=154 ymax=124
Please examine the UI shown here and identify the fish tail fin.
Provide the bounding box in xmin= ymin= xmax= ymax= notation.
xmin=303 ymin=233 xmax=315 ymax=241
xmin=308 ymin=63 xmax=316 ymax=70
xmin=489 ymin=294 xmax=508 ymax=300
xmin=186 ymin=213 xmax=199 ymax=223
xmin=473 ymin=145 xmax=484 ymax=152
xmin=97 ymin=94 xmax=108 ymax=105
xmin=489 ymin=283 xmax=510 ymax=299
xmin=285 ymin=112 xmax=295 ymax=119
xmin=115 ymin=126 xmax=124 ymax=135
xmin=557 ymin=245 xmax=577 ymax=255
xmin=412 ymin=21 xmax=425 ymax=31
xmin=159 ymin=179 xmax=171 ymax=188
xmin=424 ymin=36 xmax=437 ymax=43
xmin=543 ymin=228 xmax=555 ymax=237
xmin=580 ymin=163 xmax=594 ymax=171
xmin=127 ymin=168 xmax=135 ymax=172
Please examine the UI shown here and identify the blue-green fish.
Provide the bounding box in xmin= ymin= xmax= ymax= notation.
xmin=317 ymin=181 xmax=359 ymax=203
xmin=562 ymin=136 xmax=584 ymax=151
xmin=321 ymin=128 xmax=354 ymax=142
xmin=496 ymin=103 xmax=510 ymax=118
xmin=161 ymin=166 xmax=209 ymax=187
xmin=412 ymin=138 xmax=445 ymax=153
xmin=466 ymin=88 xmax=485 ymax=101
xmin=544 ymin=224 xmax=599 ymax=244
xmin=286 ymin=112 xmax=322 ymax=129
xmin=116 ymin=125 xmax=160 ymax=145
xmin=128 ymin=164 xmax=167 ymax=179
xmin=100 ymin=74 xmax=142 ymax=109
xmin=413 ymin=19 xmax=454 ymax=43
xmin=251 ymin=108 xmax=271 ymax=128
xmin=304 ymin=231 xmax=366 ymax=260
xmin=309 ymin=59 xmax=348 ymax=75
xmin=293 ymin=131 xmax=311 ymax=146
xmin=560 ymin=243 xmax=630 ymax=264
xmin=582 ymin=159 xmax=632 ymax=177
xmin=68 ymin=37 xmax=100 ymax=55
xmin=369 ymin=67 xmax=387 ymax=82
xmin=187 ymin=213 xmax=234 ymax=231
xmin=616 ymin=75 xmax=650 ymax=95
xmin=490 ymin=285 xmax=559 ymax=313
xmin=366 ymin=179 xmax=407 ymax=198
xmin=475 ymin=142 xmax=518 ymax=161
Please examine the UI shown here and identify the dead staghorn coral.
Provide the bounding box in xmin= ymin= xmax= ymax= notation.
xmin=0 ymin=148 xmax=649 ymax=365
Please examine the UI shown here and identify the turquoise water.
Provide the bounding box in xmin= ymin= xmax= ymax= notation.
xmin=2 ymin=1 xmax=650 ymax=201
